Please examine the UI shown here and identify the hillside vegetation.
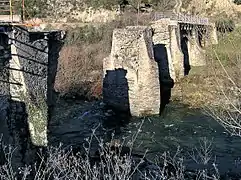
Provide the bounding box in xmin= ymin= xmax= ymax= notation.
xmin=21 ymin=0 xmax=241 ymax=20
xmin=23 ymin=0 xmax=179 ymax=21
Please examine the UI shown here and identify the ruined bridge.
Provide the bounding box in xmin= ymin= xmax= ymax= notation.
xmin=0 ymin=9 xmax=218 ymax=167
xmin=153 ymin=12 xmax=209 ymax=25
xmin=103 ymin=15 xmax=218 ymax=117
xmin=0 ymin=23 xmax=63 ymax=151
xmin=0 ymin=23 xmax=64 ymax=168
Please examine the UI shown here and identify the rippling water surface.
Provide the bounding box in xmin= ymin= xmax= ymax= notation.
xmin=50 ymin=99 xmax=241 ymax=176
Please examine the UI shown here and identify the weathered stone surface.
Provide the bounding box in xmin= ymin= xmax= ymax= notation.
xmin=103 ymin=26 xmax=160 ymax=116
xmin=0 ymin=96 xmax=10 ymax=143
xmin=0 ymin=33 xmax=10 ymax=96
xmin=0 ymin=25 xmax=63 ymax=164
xmin=170 ymin=22 xmax=185 ymax=79
xmin=205 ymin=23 xmax=218 ymax=46
xmin=188 ymin=29 xmax=206 ymax=66
xmin=9 ymin=27 xmax=50 ymax=146
xmin=151 ymin=19 xmax=176 ymax=82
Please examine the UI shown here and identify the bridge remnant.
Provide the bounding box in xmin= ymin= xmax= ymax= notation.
xmin=103 ymin=26 xmax=160 ymax=116
xmin=103 ymin=16 xmax=218 ymax=116
xmin=0 ymin=25 xmax=63 ymax=166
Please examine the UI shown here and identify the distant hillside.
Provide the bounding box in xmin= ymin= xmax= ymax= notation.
xmin=25 ymin=0 xmax=177 ymax=22
xmin=24 ymin=0 xmax=241 ymax=23
xmin=183 ymin=0 xmax=241 ymax=20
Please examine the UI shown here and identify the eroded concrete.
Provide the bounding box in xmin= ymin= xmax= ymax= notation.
xmin=103 ymin=26 xmax=160 ymax=116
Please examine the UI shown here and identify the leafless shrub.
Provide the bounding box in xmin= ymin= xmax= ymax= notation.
xmin=205 ymin=26 xmax=241 ymax=137
xmin=0 ymin=121 xmax=221 ymax=179
xmin=0 ymin=122 xmax=147 ymax=180
xmin=54 ymin=12 xmax=152 ymax=99
xmin=187 ymin=138 xmax=220 ymax=180
xmin=188 ymin=137 xmax=213 ymax=165
xmin=0 ymin=141 xmax=28 ymax=180
xmin=155 ymin=143 xmax=219 ymax=180
xmin=156 ymin=147 xmax=185 ymax=180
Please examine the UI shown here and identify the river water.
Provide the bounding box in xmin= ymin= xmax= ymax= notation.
xmin=49 ymin=99 xmax=241 ymax=177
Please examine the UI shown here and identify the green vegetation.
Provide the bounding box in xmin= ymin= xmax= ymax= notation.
xmin=64 ymin=25 xmax=112 ymax=45
xmin=73 ymin=0 xmax=177 ymax=11
xmin=234 ymin=0 xmax=241 ymax=5
xmin=84 ymin=0 xmax=121 ymax=9
xmin=28 ymin=100 xmax=48 ymax=146
xmin=11 ymin=0 xmax=48 ymax=18
xmin=206 ymin=26 xmax=241 ymax=137
xmin=172 ymin=25 xmax=241 ymax=109
xmin=215 ymin=18 xmax=235 ymax=33
xmin=209 ymin=26 xmax=241 ymax=65
xmin=23 ymin=0 xmax=48 ymax=18
xmin=20 ymin=0 xmax=179 ymax=18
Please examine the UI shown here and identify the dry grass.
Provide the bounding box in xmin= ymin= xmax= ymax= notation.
xmin=170 ymin=25 xmax=241 ymax=138
xmin=205 ymin=27 xmax=241 ymax=137
xmin=54 ymin=24 xmax=112 ymax=100
xmin=55 ymin=44 xmax=105 ymax=100
xmin=172 ymin=26 xmax=241 ymax=109
xmin=54 ymin=12 xmax=152 ymax=100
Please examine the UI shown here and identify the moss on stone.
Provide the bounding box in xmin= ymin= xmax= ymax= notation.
xmin=27 ymin=98 xmax=48 ymax=146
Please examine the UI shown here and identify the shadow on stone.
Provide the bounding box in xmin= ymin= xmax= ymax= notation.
xmin=153 ymin=44 xmax=174 ymax=115
xmin=103 ymin=68 xmax=131 ymax=132
xmin=197 ymin=29 xmax=204 ymax=48
xmin=0 ymin=26 xmax=63 ymax=176
xmin=0 ymin=97 xmax=46 ymax=178
xmin=180 ymin=30 xmax=191 ymax=76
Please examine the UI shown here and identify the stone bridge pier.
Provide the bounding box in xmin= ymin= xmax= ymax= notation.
xmin=103 ymin=18 xmax=218 ymax=116
xmin=0 ymin=25 xmax=63 ymax=167
xmin=103 ymin=27 xmax=160 ymax=116
xmin=179 ymin=24 xmax=206 ymax=67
